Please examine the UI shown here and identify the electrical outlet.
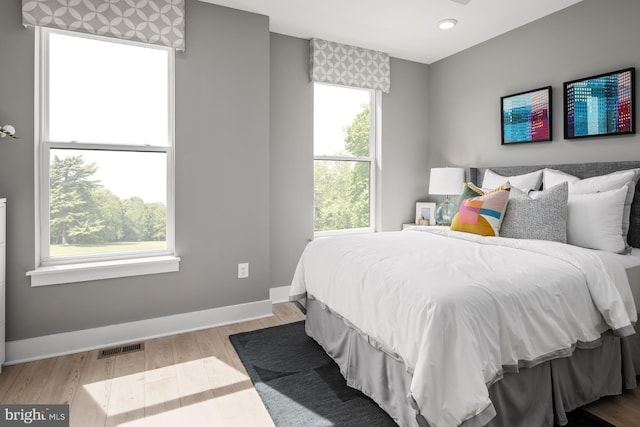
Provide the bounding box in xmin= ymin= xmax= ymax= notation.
xmin=238 ymin=263 xmax=249 ymax=279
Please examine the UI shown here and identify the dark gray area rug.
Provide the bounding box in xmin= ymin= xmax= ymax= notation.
xmin=229 ymin=320 xmax=397 ymax=426
xmin=229 ymin=320 xmax=611 ymax=427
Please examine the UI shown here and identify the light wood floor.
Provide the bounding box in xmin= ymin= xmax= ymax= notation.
xmin=0 ymin=302 xmax=638 ymax=426
xmin=0 ymin=302 xmax=304 ymax=427
xmin=584 ymin=382 xmax=640 ymax=426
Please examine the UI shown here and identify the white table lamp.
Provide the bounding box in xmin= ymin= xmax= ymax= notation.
xmin=428 ymin=167 xmax=465 ymax=226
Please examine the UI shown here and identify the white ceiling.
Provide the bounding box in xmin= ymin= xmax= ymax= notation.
xmin=199 ymin=0 xmax=583 ymax=64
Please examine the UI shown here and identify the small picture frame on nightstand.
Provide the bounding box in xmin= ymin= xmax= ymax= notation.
xmin=415 ymin=202 xmax=437 ymax=226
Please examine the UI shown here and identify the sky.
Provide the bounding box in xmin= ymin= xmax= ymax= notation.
xmin=47 ymin=31 xmax=169 ymax=204
xmin=314 ymin=83 xmax=371 ymax=156
xmin=52 ymin=149 xmax=167 ymax=204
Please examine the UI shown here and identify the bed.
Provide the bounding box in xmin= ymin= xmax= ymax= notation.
xmin=290 ymin=161 xmax=640 ymax=427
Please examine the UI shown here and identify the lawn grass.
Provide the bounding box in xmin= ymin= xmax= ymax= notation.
xmin=50 ymin=241 xmax=166 ymax=256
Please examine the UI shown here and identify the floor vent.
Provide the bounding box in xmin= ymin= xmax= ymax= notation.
xmin=98 ymin=342 xmax=144 ymax=359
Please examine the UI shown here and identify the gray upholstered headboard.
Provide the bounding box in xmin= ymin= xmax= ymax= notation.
xmin=467 ymin=161 xmax=640 ymax=248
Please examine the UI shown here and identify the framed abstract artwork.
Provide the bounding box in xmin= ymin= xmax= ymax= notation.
xmin=501 ymin=86 xmax=552 ymax=145
xmin=564 ymin=68 xmax=635 ymax=139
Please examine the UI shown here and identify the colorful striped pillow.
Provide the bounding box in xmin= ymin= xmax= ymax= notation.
xmin=451 ymin=183 xmax=511 ymax=237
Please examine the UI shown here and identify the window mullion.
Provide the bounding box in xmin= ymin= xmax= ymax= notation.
xmin=46 ymin=141 xmax=168 ymax=153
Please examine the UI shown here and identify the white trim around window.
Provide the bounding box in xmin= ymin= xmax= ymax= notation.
xmin=313 ymin=83 xmax=380 ymax=236
xmin=27 ymin=27 xmax=179 ymax=286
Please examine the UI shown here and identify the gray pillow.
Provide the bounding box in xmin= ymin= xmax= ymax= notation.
xmin=500 ymin=182 xmax=568 ymax=243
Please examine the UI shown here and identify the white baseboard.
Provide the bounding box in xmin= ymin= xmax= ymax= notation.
xmin=269 ymin=285 xmax=291 ymax=304
xmin=5 ymin=299 xmax=273 ymax=366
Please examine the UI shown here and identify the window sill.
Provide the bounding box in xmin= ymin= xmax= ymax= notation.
xmin=26 ymin=255 xmax=181 ymax=287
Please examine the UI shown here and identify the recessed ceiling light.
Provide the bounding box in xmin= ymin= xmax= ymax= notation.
xmin=438 ymin=19 xmax=458 ymax=30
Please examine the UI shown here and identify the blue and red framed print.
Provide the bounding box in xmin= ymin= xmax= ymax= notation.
xmin=564 ymin=68 xmax=635 ymax=139
xmin=501 ymin=86 xmax=552 ymax=145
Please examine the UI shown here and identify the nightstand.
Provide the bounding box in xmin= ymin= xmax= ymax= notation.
xmin=403 ymin=223 xmax=449 ymax=230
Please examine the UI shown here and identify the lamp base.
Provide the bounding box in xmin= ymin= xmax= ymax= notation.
xmin=435 ymin=199 xmax=457 ymax=226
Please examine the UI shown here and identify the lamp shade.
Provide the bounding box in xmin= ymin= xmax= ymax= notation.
xmin=428 ymin=167 xmax=465 ymax=195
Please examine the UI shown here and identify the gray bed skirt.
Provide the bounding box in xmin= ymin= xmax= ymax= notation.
xmin=304 ymin=298 xmax=640 ymax=427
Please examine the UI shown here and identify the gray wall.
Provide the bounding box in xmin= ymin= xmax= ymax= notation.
xmin=269 ymin=34 xmax=314 ymax=289
xmin=7 ymin=0 xmax=635 ymax=341
xmin=0 ymin=0 xmax=271 ymax=340
xmin=428 ymin=0 xmax=640 ymax=174
xmin=380 ymin=58 xmax=431 ymax=231
xmin=269 ymin=35 xmax=430 ymax=287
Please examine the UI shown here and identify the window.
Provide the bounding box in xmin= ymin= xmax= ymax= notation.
xmin=30 ymin=28 xmax=177 ymax=285
xmin=313 ymin=83 xmax=378 ymax=234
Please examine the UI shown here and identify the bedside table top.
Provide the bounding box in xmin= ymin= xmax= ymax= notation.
xmin=403 ymin=223 xmax=450 ymax=230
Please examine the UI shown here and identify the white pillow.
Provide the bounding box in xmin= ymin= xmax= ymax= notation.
xmin=482 ymin=169 xmax=543 ymax=192
xmin=543 ymin=168 xmax=640 ymax=249
xmin=543 ymin=168 xmax=639 ymax=193
xmin=566 ymin=185 xmax=629 ymax=253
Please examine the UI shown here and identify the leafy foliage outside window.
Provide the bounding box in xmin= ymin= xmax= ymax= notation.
xmin=49 ymin=155 xmax=166 ymax=250
xmin=314 ymin=105 xmax=371 ymax=232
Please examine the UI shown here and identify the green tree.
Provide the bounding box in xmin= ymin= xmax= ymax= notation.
xmin=314 ymin=105 xmax=371 ymax=231
xmin=345 ymin=106 xmax=371 ymax=227
xmin=50 ymin=155 xmax=104 ymax=244
xmin=50 ymin=155 xmax=167 ymax=247
xmin=142 ymin=202 xmax=167 ymax=241
xmin=93 ymin=187 xmax=125 ymax=242
xmin=122 ymin=196 xmax=146 ymax=241
xmin=120 ymin=198 xmax=166 ymax=242
xmin=345 ymin=106 xmax=370 ymax=156
xmin=314 ymin=160 xmax=357 ymax=230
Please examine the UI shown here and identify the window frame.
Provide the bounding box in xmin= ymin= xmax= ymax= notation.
xmin=30 ymin=27 xmax=178 ymax=284
xmin=313 ymin=83 xmax=381 ymax=236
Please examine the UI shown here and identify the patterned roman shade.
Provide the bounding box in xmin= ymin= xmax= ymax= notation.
xmin=22 ymin=0 xmax=185 ymax=51
xmin=310 ymin=38 xmax=390 ymax=93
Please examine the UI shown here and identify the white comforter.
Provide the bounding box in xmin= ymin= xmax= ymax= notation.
xmin=289 ymin=228 xmax=637 ymax=427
